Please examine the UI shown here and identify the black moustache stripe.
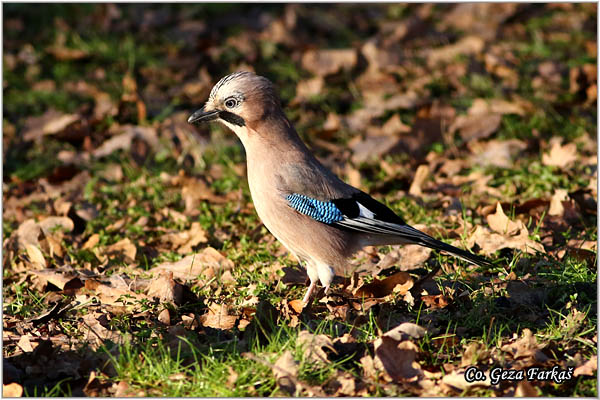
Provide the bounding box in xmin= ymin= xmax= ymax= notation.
xmin=219 ymin=111 xmax=245 ymax=127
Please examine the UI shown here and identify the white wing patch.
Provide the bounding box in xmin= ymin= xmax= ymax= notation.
xmin=357 ymin=202 xmax=375 ymax=219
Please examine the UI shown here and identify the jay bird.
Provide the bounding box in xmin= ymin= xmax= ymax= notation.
xmin=188 ymin=71 xmax=491 ymax=305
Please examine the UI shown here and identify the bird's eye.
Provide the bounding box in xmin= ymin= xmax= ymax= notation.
xmin=224 ymin=98 xmax=239 ymax=108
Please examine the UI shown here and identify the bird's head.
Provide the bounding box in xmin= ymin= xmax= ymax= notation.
xmin=188 ymin=71 xmax=282 ymax=136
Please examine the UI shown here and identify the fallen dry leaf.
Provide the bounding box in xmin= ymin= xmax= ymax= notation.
xmin=422 ymin=294 xmax=450 ymax=309
xmin=199 ymin=303 xmax=237 ymax=330
xmin=383 ymin=322 xmax=426 ymax=341
xmin=288 ymin=299 xmax=304 ymax=313
xmin=16 ymin=335 xmax=35 ymax=353
xmin=374 ymin=337 xmax=422 ymax=382
xmin=293 ymin=76 xmax=324 ymax=103
xmin=468 ymin=139 xmax=527 ymax=168
xmin=377 ymin=245 xmax=432 ymax=271
xmin=81 ymin=312 xmax=131 ymax=349
xmin=487 ymin=202 xmax=522 ymax=235
xmin=148 ymin=247 xmax=234 ymax=282
xmin=22 ymin=109 xmax=80 ymax=141
xmin=273 ymin=350 xmax=298 ymax=395
xmin=354 ymin=271 xmax=414 ymax=299
xmin=25 ymin=244 xmax=46 ymax=269
xmin=573 ymin=355 xmax=597 ymax=377
xmin=101 ymin=238 xmax=137 ymax=264
xmin=158 ymin=308 xmax=171 ymax=325
xmin=301 ymin=49 xmax=357 ymax=76
xmin=548 ymin=189 xmax=569 ymax=216
xmin=427 ymin=36 xmax=484 ymax=67
xmin=297 ymin=330 xmax=336 ymax=364
xmin=327 ymin=371 xmax=358 ymax=396
xmin=515 ymin=379 xmax=538 ymax=397
xmin=3 ymin=382 xmax=24 ymax=397
xmin=467 ymin=224 xmax=545 ymax=256
xmin=93 ymin=125 xmax=158 ymax=158
xmin=441 ymin=3 xmax=518 ymax=40
xmin=32 ymin=268 xmax=82 ymax=290
xmin=466 ymin=202 xmax=546 ymax=255
xmin=160 ymin=222 xmax=208 ymax=254
xmin=442 ymin=369 xmax=490 ymax=391
xmin=500 ymin=329 xmax=548 ymax=363
xmin=408 ymin=164 xmax=430 ymax=197
xmin=146 ymin=271 xmax=183 ymax=305
xmin=542 ymin=138 xmax=578 ymax=168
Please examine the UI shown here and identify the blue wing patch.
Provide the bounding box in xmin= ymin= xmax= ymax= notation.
xmin=286 ymin=194 xmax=344 ymax=224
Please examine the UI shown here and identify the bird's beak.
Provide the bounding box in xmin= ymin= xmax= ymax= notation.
xmin=187 ymin=107 xmax=220 ymax=124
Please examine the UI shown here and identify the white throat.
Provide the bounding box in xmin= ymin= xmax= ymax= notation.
xmin=218 ymin=119 xmax=252 ymax=148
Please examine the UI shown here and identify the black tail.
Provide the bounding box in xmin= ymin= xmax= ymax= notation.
xmin=394 ymin=224 xmax=492 ymax=267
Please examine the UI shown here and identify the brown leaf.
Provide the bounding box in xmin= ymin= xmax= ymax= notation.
xmin=22 ymin=109 xmax=80 ymax=141
xmin=146 ymin=271 xmax=183 ymax=305
xmin=293 ymin=77 xmax=324 ymax=103
xmin=25 ymin=244 xmax=46 ymax=269
xmin=500 ymin=328 xmax=548 ymax=363
xmin=487 ymin=202 xmax=522 ymax=235
xmin=515 ymin=380 xmax=539 ymax=397
xmin=93 ymin=125 xmax=158 ymax=158
xmin=548 ymin=189 xmax=568 ymax=216
xmin=408 ymin=164 xmax=430 ymax=197
xmin=467 ymin=225 xmax=545 ymax=256
xmin=160 ymin=222 xmax=208 ymax=254
xmin=422 ymin=294 xmax=450 ymax=309
xmin=441 ymin=3 xmax=518 ymax=40
xmin=383 ymin=322 xmax=426 ymax=341
xmin=32 ymin=268 xmax=82 ymax=290
xmin=273 ymin=350 xmax=298 ymax=395
xmin=374 ymin=337 xmax=422 ymax=382
xmin=158 ymin=308 xmax=171 ymax=325
xmin=574 ymin=355 xmax=597 ymax=377
xmin=91 ymin=275 xmax=149 ymax=307
xmin=456 ymin=113 xmax=502 ymax=142
xmin=427 ymin=36 xmax=484 ymax=67
xmin=298 ymin=330 xmax=336 ymax=364
xmin=199 ymin=303 xmax=237 ymax=330
xmin=288 ymin=299 xmax=304 ymax=313
xmin=102 ymin=238 xmax=137 ymax=263
xmin=82 ymin=233 xmax=100 ymax=250
xmin=461 ymin=341 xmax=488 ymax=367
xmin=301 ymin=49 xmax=357 ymax=76
xmin=542 ymin=138 xmax=577 ymax=168
xmin=47 ymin=45 xmax=88 ymax=61
xmin=442 ymin=369 xmax=490 ymax=391
xmin=350 ymin=134 xmax=402 ymax=165
xmin=81 ymin=312 xmax=130 ymax=349
xmin=322 ymin=112 xmax=341 ymax=133
xmin=16 ymin=219 xmax=41 ymax=249
xmin=148 ymin=247 xmax=234 ymax=282
xmin=3 ymin=382 xmax=23 ymax=397
xmin=468 ymin=139 xmax=527 ymax=168
xmin=17 ymin=335 xmax=35 ymax=353
xmin=354 ymin=271 xmax=414 ymax=298
xmin=366 ymin=113 xmax=411 ymax=137
xmin=377 ymin=245 xmax=432 ymax=272
xmin=466 ymin=202 xmax=546 ymax=255
xmin=327 ymin=371 xmax=357 ymax=396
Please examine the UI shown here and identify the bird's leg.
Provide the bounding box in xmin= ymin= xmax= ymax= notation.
xmin=303 ymin=262 xmax=320 ymax=305
xmin=302 ymin=280 xmax=317 ymax=305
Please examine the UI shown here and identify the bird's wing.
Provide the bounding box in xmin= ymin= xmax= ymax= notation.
xmin=285 ymin=190 xmax=491 ymax=267
xmin=286 ymin=190 xmax=415 ymax=237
